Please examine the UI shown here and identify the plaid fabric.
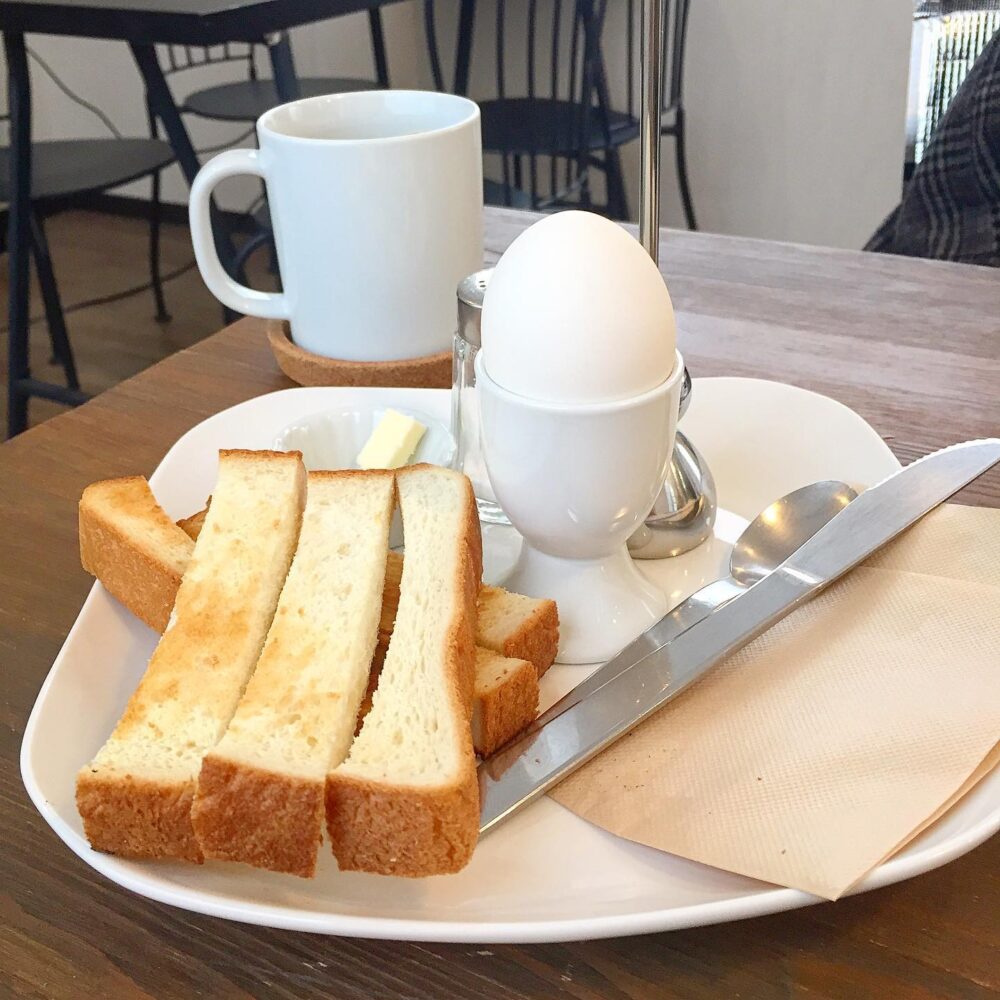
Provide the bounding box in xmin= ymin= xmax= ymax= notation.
xmin=866 ymin=26 xmax=1000 ymax=266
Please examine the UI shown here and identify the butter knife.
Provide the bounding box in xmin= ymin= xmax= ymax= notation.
xmin=479 ymin=438 xmax=1000 ymax=834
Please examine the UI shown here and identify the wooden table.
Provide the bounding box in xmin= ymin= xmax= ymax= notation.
xmin=3 ymin=208 xmax=998 ymax=999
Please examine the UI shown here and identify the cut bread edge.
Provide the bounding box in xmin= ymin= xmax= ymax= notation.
xmin=193 ymin=756 xmax=324 ymax=878
xmin=75 ymin=769 xmax=203 ymax=863
xmin=477 ymin=587 xmax=560 ymax=678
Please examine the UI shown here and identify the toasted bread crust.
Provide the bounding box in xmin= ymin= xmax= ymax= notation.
xmin=80 ymin=477 xmax=193 ymax=633
xmin=192 ymin=756 xmax=323 ymax=877
xmin=325 ymin=769 xmax=480 ymax=876
xmin=479 ymin=588 xmax=560 ymax=677
xmin=176 ymin=505 xmax=208 ymax=541
xmin=76 ymin=770 xmax=202 ymax=862
xmin=455 ymin=483 xmax=483 ymax=713
xmin=326 ymin=467 xmax=482 ymax=876
xmin=473 ymin=655 xmax=539 ymax=758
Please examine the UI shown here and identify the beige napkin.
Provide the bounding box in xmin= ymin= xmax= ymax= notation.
xmin=550 ymin=504 xmax=1000 ymax=900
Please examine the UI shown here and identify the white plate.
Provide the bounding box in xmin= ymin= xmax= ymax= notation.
xmin=21 ymin=378 xmax=1000 ymax=943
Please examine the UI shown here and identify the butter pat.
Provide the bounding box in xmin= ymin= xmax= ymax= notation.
xmin=357 ymin=410 xmax=427 ymax=470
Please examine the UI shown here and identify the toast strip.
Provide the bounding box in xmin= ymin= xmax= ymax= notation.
xmin=76 ymin=450 xmax=306 ymax=861
xmin=191 ymin=470 xmax=396 ymax=877
xmin=326 ymin=465 xmax=482 ymax=876
xmin=80 ymin=477 xmax=193 ymax=633
xmin=84 ymin=493 xmax=554 ymax=756
xmin=476 ymin=586 xmax=559 ymax=678
xmin=471 ymin=648 xmax=539 ymax=757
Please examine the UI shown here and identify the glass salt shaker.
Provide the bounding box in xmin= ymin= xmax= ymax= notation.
xmin=452 ymin=269 xmax=509 ymax=525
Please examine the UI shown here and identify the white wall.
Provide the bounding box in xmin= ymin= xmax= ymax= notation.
xmin=667 ymin=0 xmax=913 ymax=246
xmin=3 ymin=1 xmax=912 ymax=249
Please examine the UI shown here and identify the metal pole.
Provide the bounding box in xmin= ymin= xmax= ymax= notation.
xmin=639 ymin=0 xmax=664 ymax=265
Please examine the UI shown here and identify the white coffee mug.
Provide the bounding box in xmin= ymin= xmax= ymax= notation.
xmin=189 ymin=90 xmax=483 ymax=361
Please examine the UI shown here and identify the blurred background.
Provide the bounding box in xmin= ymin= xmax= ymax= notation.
xmin=2 ymin=0 xmax=997 ymax=430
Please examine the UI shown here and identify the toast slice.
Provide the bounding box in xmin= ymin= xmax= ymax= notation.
xmin=191 ymin=470 xmax=396 ymax=877
xmin=88 ymin=494 xmax=555 ymax=756
xmin=80 ymin=477 xmax=194 ymax=632
xmin=472 ymin=648 xmax=539 ymax=757
xmin=477 ymin=586 xmax=559 ymax=678
xmin=76 ymin=450 xmax=306 ymax=861
xmin=326 ymin=465 xmax=482 ymax=876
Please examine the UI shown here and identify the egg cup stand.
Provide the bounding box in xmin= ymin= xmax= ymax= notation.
xmin=267 ymin=320 xmax=452 ymax=389
xmin=478 ymin=350 xmax=686 ymax=664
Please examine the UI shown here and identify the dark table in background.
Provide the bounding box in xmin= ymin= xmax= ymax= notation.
xmin=0 ymin=0 xmax=406 ymax=436
xmin=3 ymin=208 xmax=998 ymax=999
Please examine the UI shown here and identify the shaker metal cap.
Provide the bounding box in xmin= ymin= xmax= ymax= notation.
xmin=456 ymin=268 xmax=493 ymax=348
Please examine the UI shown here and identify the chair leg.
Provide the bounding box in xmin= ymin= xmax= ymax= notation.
xmin=146 ymin=99 xmax=171 ymax=324
xmin=674 ymin=108 xmax=698 ymax=231
xmin=6 ymin=28 xmax=32 ymax=437
xmin=149 ymin=169 xmax=171 ymax=324
xmin=30 ymin=210 xmax=80 ymax=391
xmin=604 ymin=146 xmax=630 ymax=221
xmin=369 ymin=8 xmax=390 ymax=88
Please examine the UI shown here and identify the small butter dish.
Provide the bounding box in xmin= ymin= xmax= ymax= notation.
xmin=273 ymin=404 xmax=455 ymax=473
xmin=273 ymin=404 xmax=456 ymax=548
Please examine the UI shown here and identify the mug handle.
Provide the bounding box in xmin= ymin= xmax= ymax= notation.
xmin=188 ymin=148 xmax=290 ymax=320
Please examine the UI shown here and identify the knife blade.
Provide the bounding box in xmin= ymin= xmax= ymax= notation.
xmin=479 ymin=438 xmax=1000 ymax=834
xmin=531 ymin=482 xmax=856 ymax=732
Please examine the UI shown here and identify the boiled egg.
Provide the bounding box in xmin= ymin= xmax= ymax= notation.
xmin=481 ymin=211 xmax=676 ymax=404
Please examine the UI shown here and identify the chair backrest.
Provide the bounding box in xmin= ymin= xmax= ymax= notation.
xmin=161 ymin=40 xmax=259 ymax=80
xmin=425 ymin=1 xmax=604 ymax=103
xmin=160 ymin=13 xmax=390 ymax=89
xmin=424 ymin=0 xmax=610 ymax=207
xmin=423 ymin=1 xmax=692 ymax=209
xmin=596 ymin=0 xmax=692 ymax=126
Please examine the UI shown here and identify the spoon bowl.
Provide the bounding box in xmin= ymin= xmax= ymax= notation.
xmin=729 ymin=480 xmax=858 ymax=587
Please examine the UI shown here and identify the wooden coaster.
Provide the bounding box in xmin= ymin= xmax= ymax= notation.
xmin=267 ymin=320 xmax=452 ymax=389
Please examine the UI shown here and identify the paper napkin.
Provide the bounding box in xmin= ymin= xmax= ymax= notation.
xmin=550 ymin=504 xmax=1000 ymax=899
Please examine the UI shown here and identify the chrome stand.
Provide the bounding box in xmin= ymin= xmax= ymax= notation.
xmin=629 ymin=0 xmax=717 ymax=559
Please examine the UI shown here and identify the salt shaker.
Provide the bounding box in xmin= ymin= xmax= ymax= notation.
xmin=452 ymin=269 xmax=510 ymax=525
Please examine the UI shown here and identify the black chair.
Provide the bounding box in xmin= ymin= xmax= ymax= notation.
xmin=600 ymin=0 xmax=697 ymax=228
xmin=424 ymin=0 xmax=602 ymax=212
xmin=423 ymin=0 xmax=696 ymax=227
xmin=0 ymin=107 xmax=174 ymax=411
xmin=147 ymin=20 xmax=391 ymax=319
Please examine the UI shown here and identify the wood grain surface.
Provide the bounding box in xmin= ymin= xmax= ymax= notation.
xmin=2 ymin=207 xmax=998 ymax=999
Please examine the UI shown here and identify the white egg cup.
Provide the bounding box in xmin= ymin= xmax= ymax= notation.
xmin=476 ymin=351 xmax=685 ymax=663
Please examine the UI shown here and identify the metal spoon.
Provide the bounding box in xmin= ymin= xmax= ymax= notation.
xmin=535 ymin=479 xmax=858 ymax=727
